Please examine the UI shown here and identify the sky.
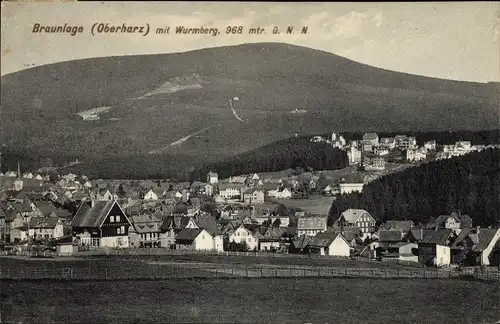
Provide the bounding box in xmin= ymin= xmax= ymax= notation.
xmin=1 ymin=1 xmax=499 ymax=82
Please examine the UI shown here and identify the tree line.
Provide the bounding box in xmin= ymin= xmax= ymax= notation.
xmin=329 ymin=148 xmax=500 ymax=227
xmin=189 ymin=136 xmax=349 ymax=181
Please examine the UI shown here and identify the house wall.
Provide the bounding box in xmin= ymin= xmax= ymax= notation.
xmin=339 ymin=183 xmax=364 ymax=195
xmin=57 ymin=244 xmax=76 ymax=256
xmin=10 ymin=229 xmax=26 ymax=243
xmin=159 ymin=229 xmax=176 ymax=249
xmin=327 ymin=237 xmax=351 ymax=257
xmin=480 ymin=229 xmax=500 ymax=265
xmin=194 ymin=230 xmax=214 ymax=250
xmin=213 ymin=235 xmax=224 ymax=252
xmin=144 ymin=191 xmax=158 ymax=200
xmin=101 ymin=236 xmax=129 ymax=248
xmin=229 ymin=227 xmax=258 ymax=250
xmin=260 ymin=241 xmax=280 ymax=251
xmin=435 ymin=245 xmax=451 ymax=266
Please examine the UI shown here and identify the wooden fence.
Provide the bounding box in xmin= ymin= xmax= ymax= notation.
xmin=0 ymin=264 xmax=498 ymax=283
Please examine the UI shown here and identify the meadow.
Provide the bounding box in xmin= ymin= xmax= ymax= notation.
xmin=1 ymin=278 xmax=498 ymax=324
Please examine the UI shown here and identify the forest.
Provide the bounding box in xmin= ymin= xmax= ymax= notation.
xmin=189 ymin=136 xmax=349 ymax=181
xmin=329 ymin=148 xmax=500 ymax=227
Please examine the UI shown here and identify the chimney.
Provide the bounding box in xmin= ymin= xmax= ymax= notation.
xmin=476 ymin=226 xmax=480 ymax=234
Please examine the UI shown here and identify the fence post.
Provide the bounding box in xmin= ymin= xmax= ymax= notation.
xmin=215 ymin=269 xmax=218 ymax=279
xmin=303 ymin=268 xmax=306 ymax=277
xmin=345 ymin=268 xmax=348 ymax=277
xmin=232 ymin=266 xmax=234 ymax=276
xmin=261 ymin=266 xmax=263 ymax=278
xmin=397 ymin=270 xmax=400 ymax=278
xmin=105 ymin=268 xmax=108 ymax=280
xmin=371 ymin=270 xmax=374 ymax=278
xmin=385 ymin=269 xmax=388 ymax=279
xmin=275 ymin=268 xmax=278 ymax=278
xmin=318 ymin=268 xmax=320 ymax=277
xmin=290 ymin=268 xmax=292 ymax=278
xmin=246 ymin=266 xmax=248 ymax=278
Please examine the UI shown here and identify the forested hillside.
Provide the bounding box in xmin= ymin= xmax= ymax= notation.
xmin=329 ymin=148 xmax=500 ymax=227
xmin=190 ymin=137 xmax=349 ymax=181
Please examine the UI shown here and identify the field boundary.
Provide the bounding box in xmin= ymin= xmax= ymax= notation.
xmin=0 ymin=265 xmax=498 ymax=283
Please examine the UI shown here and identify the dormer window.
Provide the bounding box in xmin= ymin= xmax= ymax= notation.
xmin=110 ymin=216 xmax=115 ymax=222
xmin=116 ymin=215 xmax=121 ymax=223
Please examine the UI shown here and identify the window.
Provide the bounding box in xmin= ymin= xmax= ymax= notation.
xmin=120 ymin=226 xmax=125 ymax=234
xmin=110 ymin=216 xmax=115 ymax=222
xmin=116 ymin=215 xmax=121 ymax=223
xmin=117 ymin=227 xmax=121 ymax=234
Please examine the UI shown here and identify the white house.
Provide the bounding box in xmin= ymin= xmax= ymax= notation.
xmin=242 ymin=189 xmax=265 ymax=204
xmin=175 ymin=228 xmax=214 ymax=251
xmin=144 ymin=189 xmax=164 ymax=201
xmin=406 ymin=148 xmax=427 ymax=162
xmin=363 ymin=133 xmax=379 ymax=147
xmin=309 ymin=232 xmax=351 ymax=257
xmin=228 ymin=224 xmax=259 ymax=251
xmin=218 ymin=183 xmax=245 ymax=200
xmin=418 ymin=229 xmax=454 ymax=267
xmin=207 ymin=172 xmax=219 ymax=184
xmin=338 ymin=176 xmax=364 ymax=195
xmin=28 ymin=217 xmax=64 ymax=240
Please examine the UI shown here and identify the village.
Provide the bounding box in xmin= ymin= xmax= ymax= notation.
xmin=0 ymin=131 xmax=499 ymax=270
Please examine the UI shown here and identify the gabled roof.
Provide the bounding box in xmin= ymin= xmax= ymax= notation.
xmin=175 ymin=228 xmax=205 ymax=242
xmin=421 ymin=229 xmax=454 ymax=245
xmin=29 ymin=217 xmax=60 ymax=229
xmin=340 ymin=209 xmax=373 ymax=223
xmin=195 ymin=214 xmax=221 ymax=236
xmin=219 ymin=183 xmax=245 ymax=190
xmin=452 ymin=228 xmax=500 ymax=252
xmin=434 ymin=213 xmax=473 ymax=228
xmin=160 ymin=215 xmax=196 ymax=232
xmin=35 ymin=201 xmax=59 ymax=217
xmin=71 ymin=200 xmax=127 ymax=228
xmin=363 ymin=133 xmax=379 ymax=140
xmin=292 ymin=236 xmax=312 ymax=250
xmin=309 ymin=232 xmax=341 ymax=248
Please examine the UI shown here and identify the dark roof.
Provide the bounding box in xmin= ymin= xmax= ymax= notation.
xmin=195 ymin=214 xmax=221 ymax=236
xmin=378 ymin=230 xmax=403 ymax=242
xmin=421 ymin=229 xmax=454 ymax=245
xmin=309 ymin=232 xmax=341 ymax=248
xmin=35 ymin=201 xmax=59 ymax=216
xmin=29 ymin=217 xmax=60 ymax=229
xmin=292 ymin=236 xmax=312 ymax=250
xmin=175 ymin=228 xmax=204 ymax=242
xmin=434 ymin=213 xmax=473 ymax=229
xmin=160 ymin=215 xmax=195 ymax=232
xmin=382 ymin=221 xmax=414 ymax=232
xmin=452 ymin=228 xmax=500 ymax=252
xmin=71 ymin=201 xmax=123 ymax=228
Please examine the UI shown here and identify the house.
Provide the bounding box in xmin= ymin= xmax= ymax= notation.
xmin=251 ymin=173 xmax=260 ymax=181
xmin=308 ymin=232 xmax=351 ymax=257
xmin=394 ymin=135 xmax=417 ymax=150
xmin=228 ymin=224 xmax=260 ymax=251
xmin=379 ymin=137 xmax=396 ymax=150
xmin=218 ymin=183 xmax=245 ymax=200
xmin=128 ymin=213 xmax=163 ymax=247
xmin=175 ymin=228 xmax=214 ymax=250
xmin=363 ymin=133 xmax=379 ymax=147
xmin=290 ymin=235 xmax=313 ymax=254
xmin=159 ymin=215 xmax=198 ymax=249
xmin=337 ymin=209 xmax=376 ymax=239
xmin=34 ymin=201 xmax=59 ymax=218
xmin=94 ymin=189 xmax=114 ymax=201
xmin=207 ymin=172 xmax=219 ymax=185
xmin=381 ymin=220 xmax=414 ymax=235
xmin=259 ymin=227 xmax=286 ymax=252
xmin=424 ymin=140 xmax=437 ymax=151
xmin=297 ymin=216 xmax=328 ymax=237
xmin=418 ymin=229 xmax=456 ymax=267
xmin=242 ymin=189 xmax=265 ymax=204
xmin=203 ymin=183 xmax=214 ymax=197
xmin=364 ymin=157 xmax=386 ymax=171
xmin=451 ymin=227 xmax=500 ymax=266
xmin=432 ymin=212 xmax=473 ymax=232
xmin=406 ymin=148 xmax=427 ymax=162
xmin=28 ymin=217 xmax=64 ymax=240
xmin=71 ymin=200 xmax=132 ymax=248
xmin=338 ymin=173 xmax=364 ymax=195
xmin=195 ymin=214 xmax=224 ymax=251
xmin=143 ymin=189 xmax=159 ymax=201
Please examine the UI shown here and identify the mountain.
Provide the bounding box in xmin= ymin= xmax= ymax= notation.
xmin=1 ymin=42 xmax=499 ymax=173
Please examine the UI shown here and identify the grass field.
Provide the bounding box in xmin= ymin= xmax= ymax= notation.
xmin=276 ymin=194 xmax=336 ymax=215
xmin=1 ymin=278 xmax=498 ymax=324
